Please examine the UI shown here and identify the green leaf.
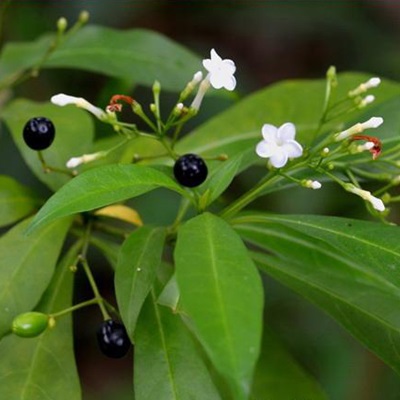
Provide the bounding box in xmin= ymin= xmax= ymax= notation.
xmin=0 ymin=26 xmax=201 ymax=92
xmin=2 ymin=99 xmax=94 ymax=191
xmin=175 ymin=212 xmax=263 ymax=399
xmin=89 ymin=235 xmax=121 ymax=270
xmin=235 ymin=213 xmax=400 ymax=375
xmin=200 ymin=153 xmax=242 ymax=209
xmin=0 ymin=241 xmax=81 ymax=399
xmin=0 ymin=216 xmax=71 ymax=338
xmin=0 ymin=34 xmax=52 ymax=83
xmin=135 ymin=290 xmax=221 ymax=400
xmin=116 ymin=226 xmax=166 ymax=338
xmin=176 ymin=73 xmax=400 ymax=161
xmin=0 ymin=175 xmax=40 ymax=227
xmin=27 ymin=164 xmax=186 ymax=234
xmin=251 ymin=330 xmax=327 ymax=400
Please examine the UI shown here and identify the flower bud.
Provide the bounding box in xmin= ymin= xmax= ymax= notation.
xmin=57 ymin=17 xmax=68 ymax=33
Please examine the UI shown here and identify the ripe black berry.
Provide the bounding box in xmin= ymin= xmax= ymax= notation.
xmin=96 ymin=319 xmax=131 ymax=358
xmin=23 ymin=117 xmax=55 ymax=150
xmin=173 ymin=153 xmax=208 ymax=187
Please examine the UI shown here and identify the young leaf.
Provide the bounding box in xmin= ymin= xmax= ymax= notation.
xmin=0 ymin=216 xmax=71 ymax=338
xmin=27 ymin=164 xmax=187 ymax=234
xmin=2 ymin=99 xmax=94 ymax=191
xmin=0 ymin=175 xmax=40 ymax=227
xmin=199 ymin=153 xmax=242 ymax=209
xmin=135 ymin=290 xmax=221 ymax=400
xmin=0 ymin=241 xmax=81 ymax=399
xmin=0 ymin=26 xmax=201 ymax=92
xmin=175 ymin=212 xmax=263 ymax=399
xmin=116 ymin=226 xmax=166 ymax=337
xmin=251 ymin=329 xmax=327 ymax=399
xmin=235 ymin=213 xmax=400 ymax=375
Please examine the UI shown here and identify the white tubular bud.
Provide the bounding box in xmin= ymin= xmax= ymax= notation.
xmin=346 ymin=185 xmax=385 ymax=212
xmin=335 ymin=117 xmax=383 ymax=141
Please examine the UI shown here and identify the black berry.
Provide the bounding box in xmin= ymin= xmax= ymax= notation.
xmin=96 ymin=319 xmax=131 ymax=358
xmin=173 ymin=153 xmax=208 ymax=187
xmin=23 ymin=117 xmax=55 ymax=150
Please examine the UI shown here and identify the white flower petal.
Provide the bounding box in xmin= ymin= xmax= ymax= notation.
xmin=222 ymin=59 xmax=236 ymax=74
xmin=283 ymin=140 xmax=303 ymax=158
xmin=256 ymin=140 xmax=276 ymax=158
xmin=210 ymin=48 xmax=222 ymax=63
xmin=269 ymin=150 xmax=288 ymax=168
xmin=202 ymin=59 xmax=214 ymax=72
xmin=223 ymin=75 xmax=236 ymax=91
xmin=261 ymin=124 xmax=279 ymax=141
xmin=278 ymin=122 xmax=296 ymax=141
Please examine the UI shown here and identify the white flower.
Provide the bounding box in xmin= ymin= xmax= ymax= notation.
xmin=66 ymin=151 xmax=105 ymax=168
xmin=346 ymin=184 xmax=385 ymax=212
xmin=256 ymin=122 xmax=303 ymax=168
xmin=51 ymin=93 xmax=106 ymax=120
xmin=335 ymin=117 xmax=383 ymax=141
xmin=203 ymin=48 xmax=236 ymax=91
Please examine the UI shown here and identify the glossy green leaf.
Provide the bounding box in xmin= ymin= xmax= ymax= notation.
xmin=116 ymin=226 xmax=166 ymax=338
xmin=135 ymin=290 xmax=221 ymax=400
xmin=89 ymin=236 xmax=121 ymax=270
xmin=2 ymin=99 xmax=94 ymax=191
xmin=176 ymin=74 xmax=400 ymax=162
xmin=0 ymin=26 xmax=201 ymax=91
xmin=251 ymin=330 xmax=327 ymax=399
xmin=0 ymin=34 xmax=52 ymax=85
xmin=0 ymin=216 xmax=71 ymax=338
xmin=200 ymin=153 xmax=242 ymax=209
xmin=0 ymin=241 xmax=81 ymax=399
xmin=235 ymin=213 xmax=400 ymax=375
xmin=175 ymin=212 xmax=263 ymax=399
xmin=27 ymin=164 xmax=186 ymax=234
xmin=0 ymin=175 xmax=40 ymax=227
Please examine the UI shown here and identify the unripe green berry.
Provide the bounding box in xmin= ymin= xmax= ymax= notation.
xmin=12 ymin=312 xmax=49 ymax=338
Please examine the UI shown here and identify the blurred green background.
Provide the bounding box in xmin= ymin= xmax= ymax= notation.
xmin=1 ymin=1 xmax=400 ymax=399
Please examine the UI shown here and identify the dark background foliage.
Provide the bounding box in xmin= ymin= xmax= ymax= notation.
xmin=1 ymin=1 xmax=400 ymax=399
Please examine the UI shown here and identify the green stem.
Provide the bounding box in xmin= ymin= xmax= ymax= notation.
xmin=80 ymin=222 xmax=110 ymax=320
xmin=37 ymin=151 xmax=76 ymax=177
xmin=50 ymin=298 xmax=99 ymax=319
xmin=219 ymin=171 xmax=281 ymax=220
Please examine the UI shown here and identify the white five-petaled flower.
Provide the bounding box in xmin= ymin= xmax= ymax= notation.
xmin=51 ymin=93 xmax=106 ymax=120
xmin=191 ymin=49 xmax=237 ymax=111
xmin=256 ymin=122 xmax=303 ymax=168
xmin=346 ymin=184 xmax=385 ymax=212
xmin=203 ymin=48 xmax=236 ymax=91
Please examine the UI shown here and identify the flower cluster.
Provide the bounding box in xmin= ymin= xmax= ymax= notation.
xmin=49 ymin=50 xmax=387 ymax=215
